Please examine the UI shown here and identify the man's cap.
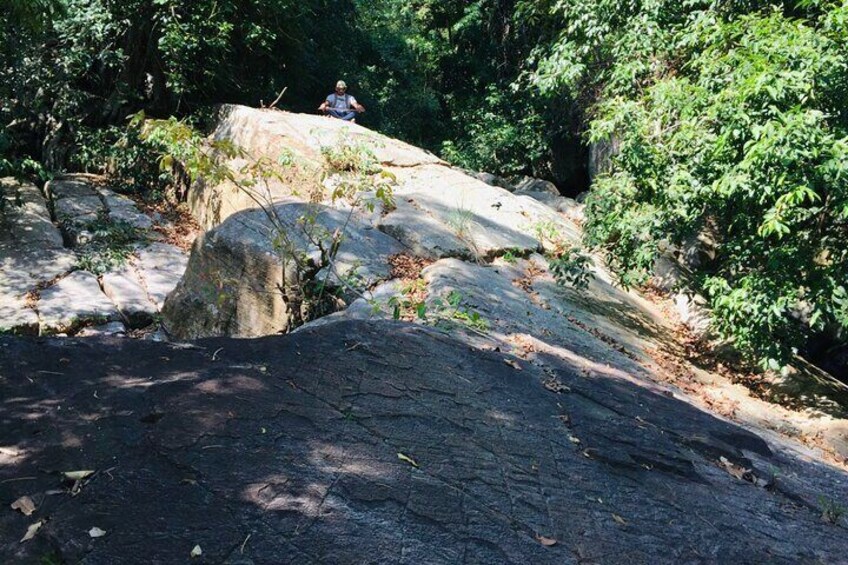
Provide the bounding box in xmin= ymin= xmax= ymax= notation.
xmin=336 ymin=80 xmax=347 ymax=89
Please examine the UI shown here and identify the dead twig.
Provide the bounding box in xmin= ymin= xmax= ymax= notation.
xmin=240 ymin=533 xmax=252 ymax=554
xmin=0 ymin=476 xmax=37 ymax=484
xmin=266 ymin=87 xmax=288 ymax=110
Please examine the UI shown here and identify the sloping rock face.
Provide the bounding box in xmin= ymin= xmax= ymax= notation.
xmin=169 ymin=106 xmax=848 ymax=460
xmin=171 ymin=106 xmax=582 ymax=337
xmin=2 ymin=321 xmax=848 ymax=563
xmin=381 ymin=164 xmax=578 ymax=258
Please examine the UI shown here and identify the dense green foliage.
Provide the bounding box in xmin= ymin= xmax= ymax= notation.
xmin=1 ymin=0 xmax=584 ymax=186
xmin=2 ymin=0 xmax=848 ymax=368
xmin=536 ymin=1 xmax=848 ymax=368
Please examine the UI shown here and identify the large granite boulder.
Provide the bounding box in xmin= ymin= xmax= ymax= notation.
xmin=188 ymin=105 xmax=445 ymax=229
xmin=514 ymin=175 xmax=561 ymax=195
xmin=175 ymin=107 xmax=583 ymax=337
xmin=212 ymin=105 xmax=444 ymax=167
xmin=163 ymin=201 xmax=405 ymax=338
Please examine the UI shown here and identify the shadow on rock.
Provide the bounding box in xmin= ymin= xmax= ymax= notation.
xmin=1 ymin=320 xmax=847 ymax=563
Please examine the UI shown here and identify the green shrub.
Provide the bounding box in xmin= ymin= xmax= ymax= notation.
xmin=583 ymin=6 xmax=848 ymax=368
xmin=72 ymin=123 xmax=172 ymax=199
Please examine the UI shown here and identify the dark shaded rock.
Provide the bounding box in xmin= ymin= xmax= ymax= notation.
xmin=1 ymin=320 xmax=847 ymax=564
xmin=473 ymin=171 xmax=515 ymax=191
xmin=514 ymin=176 xmax=560 ymax=195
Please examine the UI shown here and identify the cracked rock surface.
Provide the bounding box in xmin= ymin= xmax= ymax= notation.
xmin=0 ymin=176 xmax=188 ymax=336
xmin=2 ymin=320 xmax=848 ymax=563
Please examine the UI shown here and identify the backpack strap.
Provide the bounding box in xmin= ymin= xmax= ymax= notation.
xmin=331 ymin=93 xmax=351 ymax=110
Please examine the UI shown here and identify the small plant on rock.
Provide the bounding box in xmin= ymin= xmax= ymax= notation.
xmin=533 ymin=220 xmax=594 ymax=290
xmin=501 ymin=249 xmax=520 ymax=264
xmin=819 ymin=496 xmax=846 ymax=525
xmin=386 ymin=278 xmax=429 ymax=321
xmin=431 ymin=290 xmax=489 ymax=332
xmin=75 ymin=214 xmax=143 ymax=275
xmin=548 ymin=248 xmax=593 ymax=290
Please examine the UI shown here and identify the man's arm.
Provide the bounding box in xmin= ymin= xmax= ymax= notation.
xmin=318 ymin=96 xmax=331 ymax=111
xmin=350 ymin=96 xmax=365 ymax=113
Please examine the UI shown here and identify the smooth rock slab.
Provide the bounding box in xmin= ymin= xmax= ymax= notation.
xmin=37 ymin=271 xmax=120 ymax=333
xmin=422 ymin=258 xmax=653 ymax=374
xmin=49 ymin=177 xmax=157 ymax=245
xmin=101 ymin=266 xmax=158 ymax=327
xmin=0 ymin=247 xmax=76 ymax=296
xmin=2 ymin=321 xmax=848 ymax=563
xmin=45 ymin=177 xmax=100 ymax=201
xmin=53 ymin=195 xmax=103 ymax=223
xmin=0 ymin=295 xmax=38 ymax=335
xmin=378 ymin=165 xmax=580 ymax=259
xmin=99 ymin=188 xmax=154 ymax=230
xmin=0 ymin=178 xmax=64 ymax=249
xmin=135 ymin=242 xmax=189 ymax=310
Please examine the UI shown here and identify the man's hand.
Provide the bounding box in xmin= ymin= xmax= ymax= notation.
xmin=318 ymin=103 xmax=328 ymax=112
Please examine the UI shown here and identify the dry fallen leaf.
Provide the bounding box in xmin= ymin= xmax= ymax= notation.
xmin=20 ymin=520 xmax=43 ymax=543
xmin=397 ymin=452 xmax=419 ymax=468
xmin=536 ymin=535 xmax=557 ymax=547
xmin=718 ymin=456 xmax=748 ymax=481
xmin=190 ymin=544 xmax=203 ymax=557
xmin=612 ymin=513 xmax=627 ymax=526
xmin=63 ymin=470 xmax=95 ymax=481
xmin=504 ymin=359 xmax=522 ymax=371
xmin=11 ymin=496 xmax=36 ymax=516
xmin=89 ymin=527 xmax=106 ymax=538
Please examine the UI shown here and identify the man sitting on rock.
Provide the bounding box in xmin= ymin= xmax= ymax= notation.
xmin=318 ymin=80 xmax=365 ymax=122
